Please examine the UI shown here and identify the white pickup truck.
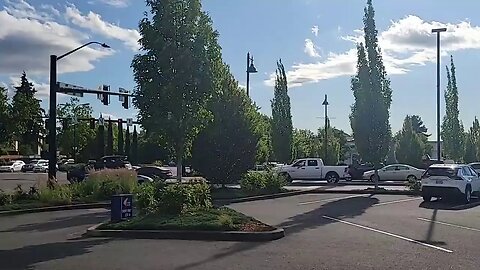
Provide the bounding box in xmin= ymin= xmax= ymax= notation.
xmin=276 ymin=158 xmax=349 ymax=183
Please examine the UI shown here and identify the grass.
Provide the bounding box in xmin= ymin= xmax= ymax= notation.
xmin=99 ymin=207 xmax=274 ymax=232
xmin=0 ymin=198 xmax=104 ymax=212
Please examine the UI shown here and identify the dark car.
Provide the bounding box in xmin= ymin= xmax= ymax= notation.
xmin=136 ymin=166 xmax=173 ymax=180
xmin=347 ymin=163 xmax=376 ymax=180
xmin=95 ymin=156 xmax=132 ymax=170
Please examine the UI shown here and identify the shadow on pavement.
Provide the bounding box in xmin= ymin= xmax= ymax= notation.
xmin=176 ymin=195 xmax=378 ymax=270
xmin=0 ymin=239 xmax=110 ymax=269
xmin=419 ymin=197 xmax=480 ymax=211
xmin=0 ymin=212 xmax=109 ymax=233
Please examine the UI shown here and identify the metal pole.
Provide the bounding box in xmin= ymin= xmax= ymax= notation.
xmin=246 ymin=52 xmax=250 ymax=97
xmin=324 ymin=99 xmax=328 ymax=163
xmin=48 ymin=55 xmax=57 ymax=180
xmin=73 ymin=123 xmax=76 ymax=162
xmin=436 ymin=33 xmax=441 ymax=161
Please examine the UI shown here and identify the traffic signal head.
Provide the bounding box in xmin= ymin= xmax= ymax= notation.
xmin=102 ymin=85 xmax=109 ymax=105
xmin=122 ymin=96 xmax=129 ymax=109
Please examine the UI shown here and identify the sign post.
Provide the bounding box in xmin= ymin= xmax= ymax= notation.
xmin=111 ymin=194 xmax=133 ymax=222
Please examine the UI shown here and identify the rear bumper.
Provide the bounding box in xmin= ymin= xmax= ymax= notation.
xmin=422 ymin=186 xmax=464 ymax=197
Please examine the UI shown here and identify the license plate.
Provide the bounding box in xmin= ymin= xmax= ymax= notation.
xmin=436 ymin=180 xmax=443 ymax=184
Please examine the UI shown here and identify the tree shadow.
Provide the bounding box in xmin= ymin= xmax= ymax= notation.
xmin=0 ymin=238 xmax=110 ymax=269
xmin=419 ymin=197 xmax=480 ymax=211
xmin=0 ymin=212 xmax=109 ymax=233
xmin=176 ymin=195 xmax=378 ymax=270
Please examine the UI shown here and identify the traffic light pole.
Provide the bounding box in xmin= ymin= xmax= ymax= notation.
xmin=48 ymin=55 xmax=57 ymax=181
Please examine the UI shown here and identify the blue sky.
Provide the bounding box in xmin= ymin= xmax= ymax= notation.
xmin=1 ymin=0 xmax=480 ymax=139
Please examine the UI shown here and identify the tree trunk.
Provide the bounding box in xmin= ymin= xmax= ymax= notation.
xmin=374 ymin=166 xmax=379 ymax=190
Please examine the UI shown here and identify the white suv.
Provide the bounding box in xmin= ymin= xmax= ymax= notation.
xmin=421 ymin=164 xmax=480 ymax=203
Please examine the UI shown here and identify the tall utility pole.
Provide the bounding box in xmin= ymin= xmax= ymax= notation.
xmin=246 ymin=52 xmax=258 ymax=97
xmin=322 ymin=94 xmax=329 ymax=164
xmin=432 ymin=27 xmax=447 ymax=161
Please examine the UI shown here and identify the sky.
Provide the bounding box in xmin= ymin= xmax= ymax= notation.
xmin=1 ymin=0 xmax=480 ymax=139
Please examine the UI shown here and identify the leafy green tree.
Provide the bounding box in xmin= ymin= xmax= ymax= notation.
xmin=56 ymin=98 xmax=96 ymax=162
xmin=117 ymin=121 xmax=124 ymax=155
xmin=132 ymin=126 xmax=138 ymax=164
xmin=317 ymin=122 xmax=341 ymax=165
xmin=133 ymin=0 xmax=218 ymax=180
xmin=106 ymin=119 xmax=114 ymax=155
xmin=442 ymin=56 xmax=465 ymax=161
xmin=125 ymin=126 xmax=131 ymax=159
xmin=256 ymin=114 xmax=273 ymax=164
xmin=0 ymin=86 xmax=11 ymax=151
xmin=10 ymin=72 xmax=44 ymax=155
xmin=472 ymin=118 xmax=480 ymax=160
xmin=350 ymin=0 xmax=392 ymax=188
xmin=191 ymin=71 xmax=260 ymax=185
xmin=395 ymin=116 xmax=424 ymax=167
xmin=292 ymin=129 xmax=317 ymax=159
xmin=271 ymin=60 xmax=293 ymax=164
xmin=464 ymin=130 xmax=477 ymax=163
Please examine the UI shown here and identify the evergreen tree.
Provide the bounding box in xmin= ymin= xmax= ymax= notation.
xmin=350 ymin=0 xmax=392 ymax=188
xmin=442 ymin=56 xmax=465 ymax=161
xmin=117 ymin=121 xmax=124 ymax=155
xmin=133 ymin=0 xmax=218 ymax=180
xmin=472 ymin=118 xmax=480 ymax=160
xmin=0 ymin=86 xmax=11 ymax=150
xmin=96 ymin=125 xmax=105 ymax=158
xmin=106 ymin=119 xmax=114 ymax=155
xmin=395 ymin=116 xmax=424 ymax=167
xmin=10 ymin=72 xmax=44 ymax=155
xmin=132 ymin=126 xmax=138 ymax=164
xmin=125 ymin=126 xmax=131 ymax=159
xmin=271 ymin=60 xmax=293 ymax=164
xmin=464 ymin=130 xmax=476 ymax=163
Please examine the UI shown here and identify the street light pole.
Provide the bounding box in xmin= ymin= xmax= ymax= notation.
xmin=432 ymin=27 xmax=447 ymax=162
xmin=48 ymin=42 xmax=110 ymax=180
xmin=246 ymin=52 xmax=258 ymax=97
xmin=322 ymin=94 xmax=329 ymax=164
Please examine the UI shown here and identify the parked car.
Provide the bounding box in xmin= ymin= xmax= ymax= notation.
xmin=137 ymin=174 xmax=154 ymax=184
xmin=136 ymin=166 xmax=173 ymax=180
xmin=95 ymin=155 xmax=132 ymax=170
xmin=276 ymin=158 xmax=349 ymax=183
xmin=22 ymin=159 xmax=48 ymax=172
xmin=0 ymin=160 xmax=25 ymax=172
xmin=421 ymin=164 xmax=480 ymax=203
xmin=347 ymin=163 xmax=375 ymax=180
xmin=33 ymin=162 xmax=49 ymax=173
xmin=363 ymin=164 xmax=424 ymax=182
xmin=468 ymin=162 xmax=480 ymax=174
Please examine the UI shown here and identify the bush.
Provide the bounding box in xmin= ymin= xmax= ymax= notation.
xmin=80 ymin=169 xmax=137 ymax=200
xmin=38 ymin=186 xmax=73 ymax=205
xmin=240 ymin=170 xmax=286 ymax=194
xmin=407 ymin=177 xmax=421 ymax=192
xmin=0 ymin=189 xmax=12 ymax=206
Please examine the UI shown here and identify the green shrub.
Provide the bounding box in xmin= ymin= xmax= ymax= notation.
xmin=218 ymin=213 xmax=234 ymax=228
xmin=0 ymin=189 xmax=12 ymax=206
xmin=240 ymin=170 xmax=286 ymax=194
xmin=407 ymin=177 xmax=421 ymax=192
xmin=82 ymin=169 xmax=137 ymax=200
xmin=38 ymin=186 xmax=73 ymax=205
xmin=135 ymin=181 xmax=161 ymax=215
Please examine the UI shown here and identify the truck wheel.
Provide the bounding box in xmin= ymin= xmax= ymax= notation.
xmin=326 ymin=172 xmax=339 ymax=184
xmin=281 ymin=173 xmax=292 ymax=184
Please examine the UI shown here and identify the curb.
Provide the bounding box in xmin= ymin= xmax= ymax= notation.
xmin=85 ymin=222 xmax=285 ymax=242
xmin=214 ymin=189 xmax=313 ymax=204
xmin=309 ymin=189 xmax=419 ymax=196
xmin=0 ymin=202 xmax=110 ymax=216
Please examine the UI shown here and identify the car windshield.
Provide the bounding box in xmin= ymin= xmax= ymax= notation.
xmin=425 ymin=167 xmax=458 ymax=177
xmin=5 ymin=162 xmax=14 ymax=165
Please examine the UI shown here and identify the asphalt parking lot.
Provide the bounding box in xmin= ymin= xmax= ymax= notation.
xmin=1 ymin=193 xmax=480 ymax=269
xmin=0 ymin=172 xmax=68 ymax=192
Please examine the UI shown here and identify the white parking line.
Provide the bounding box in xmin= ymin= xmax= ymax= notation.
xmin=298 ymin=195 xmax=366 ymax=205
xmin=417 ymin=217 xmax=480 ymax=232
xmin=373 ymin=197 xmax=421 ymax=207
xmin=322 ymin=215 xmax=453 ymax=253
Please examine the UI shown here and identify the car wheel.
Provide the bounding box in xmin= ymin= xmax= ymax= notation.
xmin=10 ymin=168 xmax=14 ymax=173
xmin=407 ymin=175 xmax=417 ymax=182
xmin=464 ymin=186 xmax=472 ymax=204
xmin=369 ymin=175 xmax=379 ymax=182
xmin=326 ymin=172 xmax=339 ymax=184
xmin=422 ymin=194 xmax=432 ymax=202
xmin=281 ymin=173 xmax=293 ymax=184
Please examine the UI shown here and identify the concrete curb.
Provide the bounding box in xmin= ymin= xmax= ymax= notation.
xmin=214 ymin=189 xmax=313 ymax=204
xmin=85 ymin=222 xmax=285 ymax=242
xmin=0 ymin=202 xmax=110 ymax=216
xmin=309 ymin=189 xmax=419 ymax=196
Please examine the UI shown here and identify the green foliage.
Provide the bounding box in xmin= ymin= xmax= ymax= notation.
xmin=125 ymin=126 xmax=131 ymax=159
xmin=350 ymin=1 xmax=392 ymax=167
xmin=0 ymin=86 xmax=11 ymax=148
xmin=107 ymin=120 xmax=114 ymax=155
xmin=407 ymin=177 xmax=421 ymax=192
xmin=317 ymin=124 xmax=342 ymax=165
xmin=256 ymin=114 xmax=273 ymax=164
xmin=240 ymin=170 xmax=286 ymax=194
xmin=464 ymin=131 xmax=476 ymax=164
xmin=191 ymin=74 xmax=260 ymax=185
xmin=133 ymin=0 xmax=219 ymax=179
xmin=0 ymin=189 xmax=12 ymax=206
xmin=10 ymin=72 xmax=44 ymax=155
xmin=292 ymin=129 xmax=317 ymax=159
xmin=117 ymin=122 xmax=124 ymax=155
xmin=271 ymin=60 xmax=293 ymax=164
xmin=38 ymin=186 xmax=73 ymax=205
xmin=131 ymin=126 xmax=139 ymax=164
xmin=96 ymin=125 xmax=105 ymax=159
xmin=395 ymin=116 xmax=425 ymax=167
xmin=442 ymin=56 xmax=465 ymax=161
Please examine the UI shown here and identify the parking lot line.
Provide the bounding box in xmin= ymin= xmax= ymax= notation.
xmin=373 ymin=197 xmax=421 ymax=207
xmin=298 ymin=195 xmax=366 ymax=205
xmin=417 ymin=217 xmax=480 ymax=232
xmin=322 ymin=215 xmax=453 ymax=253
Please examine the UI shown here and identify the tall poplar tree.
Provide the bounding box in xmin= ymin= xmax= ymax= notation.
xmin=271 ymin=60 xmax=293 ymax=164
xmin=107 ymin=119 xmax=114 ymax=155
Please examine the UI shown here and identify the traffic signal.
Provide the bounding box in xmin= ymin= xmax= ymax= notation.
xmin=122 ymin=95 xmax=129 ymax=109
xmin=89 ymin=118 xmax=96 ymax=129
xmin=102 ymin=85 xmax=110 ymax=105
xmin=44 ymin=118 xmax=49 ymax=128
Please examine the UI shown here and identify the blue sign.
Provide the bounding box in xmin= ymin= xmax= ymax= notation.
xmin=111 ymin=194 xmax=133 ymax=222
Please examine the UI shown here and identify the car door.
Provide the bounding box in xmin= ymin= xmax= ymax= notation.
xmin=396 ymin=165 xmax=410 ymax=180
xmin=305 ymin=159 xmax=320 ymax=179
xmin=289 ymin=160 xmax=306 ymax=179
xmin=467 ymin=166 xmax=480 ymax=192
xmin=379 ymin=165 xmax=396 ymax=180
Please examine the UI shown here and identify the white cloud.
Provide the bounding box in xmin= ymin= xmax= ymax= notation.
xmin=90 ymin=0 xmax=130 ymax=8
xmin=267 ymin=15 xmax=480 ymax=88
xmin=0 ymin=1 xmax=113 ymax=76
xmin=311 ymin=25 xmax=319 ymax=37
xmin=65 ymin=5 xmax=140 ymax=51
xmin=304 ymin=39 xmax=321 ymax=58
